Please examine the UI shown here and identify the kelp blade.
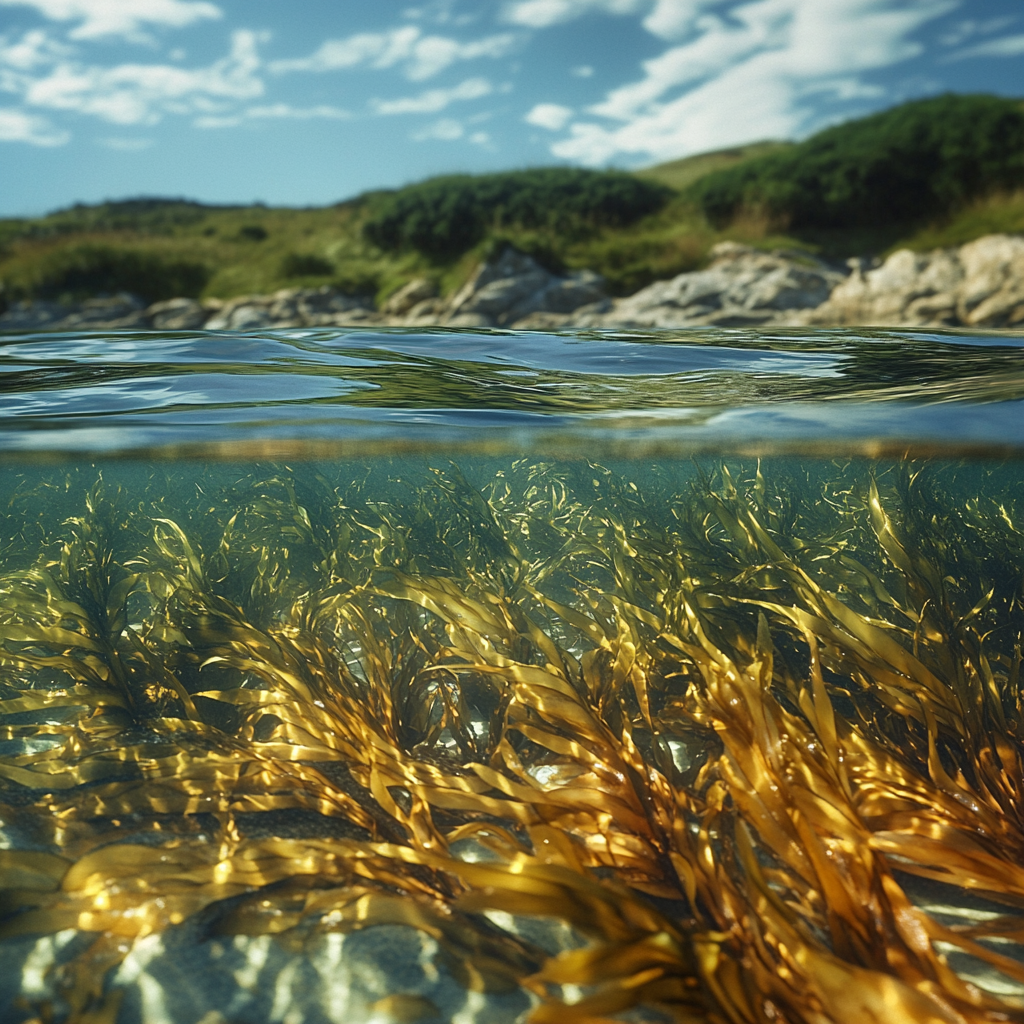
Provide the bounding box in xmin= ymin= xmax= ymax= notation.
xmin=1 ymin=451 xmax=1024 ymax=1024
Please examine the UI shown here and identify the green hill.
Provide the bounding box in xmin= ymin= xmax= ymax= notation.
xmin=2 ymin=93 xmax=1023 ymax=313
xmin=688 ymin=93 xmax=1024 ymax=251
xmin=636 ymin=140 xmax=795 ymax=192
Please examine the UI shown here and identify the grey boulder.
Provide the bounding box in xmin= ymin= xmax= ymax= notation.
xmin=439 ymin=247 xmax=607 ymax=328
xmin=809 ymin=234 xmax=1024 ymax=327
xmin=581 ymin=242 xmax=847 ymax=329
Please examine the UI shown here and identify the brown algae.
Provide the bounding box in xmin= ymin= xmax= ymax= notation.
xmin=1 ymin=456 xmax=1024 ymax=1023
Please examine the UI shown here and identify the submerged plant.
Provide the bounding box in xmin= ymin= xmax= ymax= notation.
xmin=1 ymin=457 xmax=1023 ymax=1023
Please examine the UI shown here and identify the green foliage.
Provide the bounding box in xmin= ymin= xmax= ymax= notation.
xmin=280 ymin=252 xmax=334 ymax=277
xmin=899 ymin=189 xmax=1024 ymax=252
xmin=331 ymin=266 xmax=380 ymax=297
xmin=14 ymin=198 xmax=223 ymax=240
xmin=363 ymin=168 xmax=673 ymax=261
xmin=637 ymin=141 xmax=794 ymax=192
xmin=237 ymin=224 xmax=269 ymax=241
xmin=689 ymin=94 xmax=1024 ymax=232
xmin=6 ymin=244 xmax=210 ymax=302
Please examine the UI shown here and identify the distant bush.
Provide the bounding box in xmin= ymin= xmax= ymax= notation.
xmin=18 ymin=198 xmax=222 ymax=240
xmin=280 ymin=252 xmax=334 ymax=277
xmin=332 ymin=266 xmax=380 ymax=297
xmin=689 ymin=94 xmax=1024 ymax=231
xmin=12 ymin=244 xmax=209 ymax=302
xmin=238 ymin=224 xmax=268 ymax=241
xmin=363 ymin=168 xmax=673 ymax=260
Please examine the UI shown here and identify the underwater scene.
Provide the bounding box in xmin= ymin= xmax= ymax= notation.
xmin=2 ymin=328 xmax=1024 ymax=1024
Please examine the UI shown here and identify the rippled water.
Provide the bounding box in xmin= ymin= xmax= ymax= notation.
xmin=2 ymin=326 xmax=1023 ymax=457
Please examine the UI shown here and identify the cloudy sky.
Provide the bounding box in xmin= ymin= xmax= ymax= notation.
xmin=1 ymin=0 xmax=1023 ymax=215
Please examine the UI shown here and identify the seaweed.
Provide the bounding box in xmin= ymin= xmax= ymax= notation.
xmin=1 ymin=457 xmax=1024 ymax=1023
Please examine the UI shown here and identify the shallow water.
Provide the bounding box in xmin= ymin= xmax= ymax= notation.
xmin=2 ymin=328 xmax=1024 ymax=1024
xmin=2 ymin=326 xmax=1024 ymax=458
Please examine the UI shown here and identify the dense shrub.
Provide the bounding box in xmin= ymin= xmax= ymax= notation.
xmin=237 ymin=224 xmax=268 ymax=241
xmin=363 ymin=168 xmax=673 ymax=260
xmin=332 ymin=266 xmax=380 ymax=297
xmin=280 ymin=252 xmax=334 ymax=277
xmin=689 ymin=94 xmax=1024 ymax=231
xmin=17 ymin=199 xmax=221 ymax=241
xmin=16 ymin=244 xmax=210 ymax=302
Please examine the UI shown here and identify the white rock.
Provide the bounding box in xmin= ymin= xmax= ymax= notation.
xmin=810 ymin=234 xmax=1024 ymax=327
xmin=146 ymin=298 xmax=210 ymax=330
xmin=443 ymin=247 xmax=606 ymax=327
xmin=600 ymin=243 xmax=846 ymax=328
xmin=383 ymin=278 xmax=437 ymax=316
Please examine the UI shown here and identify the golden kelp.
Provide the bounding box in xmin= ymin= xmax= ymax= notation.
xmin=1 ymin=458 xmax=1023 ymax=1024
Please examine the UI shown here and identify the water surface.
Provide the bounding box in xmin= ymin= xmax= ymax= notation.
xmin=2 ymin=326 xmax=1023 ymax=457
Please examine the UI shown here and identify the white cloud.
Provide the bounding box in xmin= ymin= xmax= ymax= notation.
xmin=193 ymin=102 xmax=351 ymax=129
xmin=413 ymin=116 xmax=463 ymax=140
xmin=0 ymin=0 xmax=222 ymax=42
xmin=97 ymin=135 xmax=152 ymax=149
xmin=21 ymin=28 xmax=262 ymax=125
xmin=502 ymin=0 xmax=646 ymax=28
xmin=550 ymin=0 xmax=957 ymax=165
xmin=371 ymin=76 xmax=491 ymax=115
xmin=525 ymin=101 xmax=572 ymax=130
xmin=571 ymin=64 xmax=594 ymax=77
xmin=246 ymin=103 xmax=350 ymax=119
xmin=402 ymin=0 xmax=473 ymax=25
xmin=642 ymin=0 xmax=721 ymax=40
xmin=271 ymin=26 xmax=516 ymax=82
xmin=939 ymin=17 xmax=1015 ymax=48
xmin=500 ymin=0 xmax=782 ymax=41
xmin=0 ymin=105 xmax=67 ymax=143
xmin=0 ymin=28 xmax=70 ymax=71
xmin=948 ymin=34 xmax=1024 ymax=60
xmin=193 ymin=112 xmax=236 ymax=127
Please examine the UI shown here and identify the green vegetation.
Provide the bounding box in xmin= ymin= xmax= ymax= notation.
xmin=2 ymin=197 xmax=216 ymax=239
xmin=237 ymin=223 xmax=269 ymax=241
xmin=1 ymin=93 xmax=1023 ymax=312
xmin=689 ymin=94 xmax=1024 ymax=236
xmin=2 ymin=243 xmax=210 ymax=303
xmin=0 ymin=201 xmax=407 ymax=310
xmin=636 ymin=140 xmax=794 ymax=192
xmin=280 ymin=251 xmax=335 ymax=278
xmin=362 ymin=167 xmax=673 ymax=261
xmin=899 ymin=188 xmax=1024 ymax=252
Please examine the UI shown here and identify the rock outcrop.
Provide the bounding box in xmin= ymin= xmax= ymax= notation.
xmin=437 ymin=247 xmax=608 ymax=328
xmin=3 ymin=234 xmax=1024 ymax=334
xmin=808 ymin=234 xmax=1024 ymax=327
xmin=0 ymin=286 xmax=378 ymax=334
xmin=202 ymin=287 xmax=376 ymax=330
xmin=573 ymin=242 xmax=846 ymax=329
xmin=0 ymin=293 xmax=151 ymax=332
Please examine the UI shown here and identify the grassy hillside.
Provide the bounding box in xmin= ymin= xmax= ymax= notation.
xmin=688 ymin=94 xmax=1024 ymax=247
xmin=0 ymin=178 xmax=725 ymax=306
xmin=636 ymin=140 xmax=794 ymax=192
xmin=2 ymin=93 xmax=1023 ymax=313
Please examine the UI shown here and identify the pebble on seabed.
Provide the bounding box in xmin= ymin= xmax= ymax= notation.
xmin=2 ymin=924 xmax=534 ymax=1023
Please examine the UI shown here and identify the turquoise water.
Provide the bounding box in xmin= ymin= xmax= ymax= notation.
xmin=2 ymin=326 xmax=1023 ymax=457
xmin=2 ymin=327 xmax=1024 ymax=1024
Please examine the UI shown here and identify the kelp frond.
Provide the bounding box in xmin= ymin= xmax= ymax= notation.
xmin=2 ymin=458 xmax=1024 ymax=1023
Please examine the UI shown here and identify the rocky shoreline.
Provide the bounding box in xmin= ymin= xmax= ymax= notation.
xmin=2 ymin=233 xmax=1023 ymax=334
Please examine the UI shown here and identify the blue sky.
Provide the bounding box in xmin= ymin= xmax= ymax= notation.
xmin=1 ymin=0 xmax=1023 ymax=216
